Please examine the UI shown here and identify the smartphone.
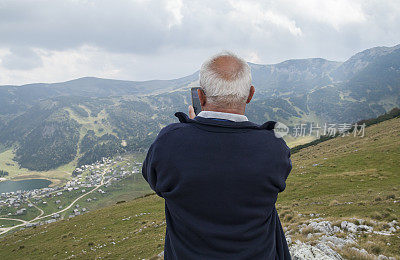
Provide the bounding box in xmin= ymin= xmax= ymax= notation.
xmin=191 ymin=87 xmax=202 ymax=116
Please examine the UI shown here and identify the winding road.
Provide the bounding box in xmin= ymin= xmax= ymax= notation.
xmin=0 ymin=168 xmax=112 ymax=236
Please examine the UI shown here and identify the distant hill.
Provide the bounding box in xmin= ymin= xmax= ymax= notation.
xmin=290 ymin=107 xmax=400 ymax=154
xmin=0 ymin=44 xmax=399 ymax=172
xmin=1 ymin=116 xmax=399 ymax=259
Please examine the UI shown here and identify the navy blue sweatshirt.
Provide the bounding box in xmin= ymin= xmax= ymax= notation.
xmin=142 ymin=112 xmax=292 ymax=259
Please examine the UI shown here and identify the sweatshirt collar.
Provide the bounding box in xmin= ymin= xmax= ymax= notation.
xmin=174 ymin=112 xmax=277 ymax=130
xmin=197 ymin=111 xmax=249 ymax=122
xmin=175 ymin=112 xmax=263 ymax=129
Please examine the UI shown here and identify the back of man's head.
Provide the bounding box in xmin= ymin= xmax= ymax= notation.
xmin=199 ymin=52 xmax=252 ymax=108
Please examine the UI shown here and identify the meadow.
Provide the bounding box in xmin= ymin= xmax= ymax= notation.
xmin=0 ymin=117 xmax=399 ymax=259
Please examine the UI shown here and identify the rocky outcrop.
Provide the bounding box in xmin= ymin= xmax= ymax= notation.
xmin=289 ymin=241 xmax=342 ymax=260
xmin=152 ymin=219 xmax=399 ymax=260
xmin=285 ymin=218 xmax=399 ymax=260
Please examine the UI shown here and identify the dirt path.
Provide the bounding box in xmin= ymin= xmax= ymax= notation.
xmin=26 ymin=198 xmax=44 ymax=219
xmin=0 ymin=168 xmax=111 ymax=236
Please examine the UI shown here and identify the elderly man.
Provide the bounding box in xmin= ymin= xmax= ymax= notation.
xmin=142 ymin=52 xmax=292 ymax=259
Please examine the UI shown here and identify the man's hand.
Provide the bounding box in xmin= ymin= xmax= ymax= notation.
xmin=188 ymin=105 xmax=196 ymax=119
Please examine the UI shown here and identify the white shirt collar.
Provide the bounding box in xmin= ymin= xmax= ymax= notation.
xmin=197 ymin=111 xmax=248 ymax=122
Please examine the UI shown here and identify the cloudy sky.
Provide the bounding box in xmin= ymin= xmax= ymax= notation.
xmin=0 ymin=0 xmax=399 ymax=85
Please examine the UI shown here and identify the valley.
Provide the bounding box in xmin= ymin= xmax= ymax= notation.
xmin=0 ymin=43 xmax=399 ymax=259
xmin=0 ymin=1 xmax=399 ymax=259
xmin=0 ymin=115 xmax=398 ymax=259
xmin=0 ymin=153 xmax=151 ymax=237
xmin=0 ymin=44 xmax=399 ymax=178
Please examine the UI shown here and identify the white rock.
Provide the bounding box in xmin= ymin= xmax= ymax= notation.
xmin=374 ymin=230 xmax=392 ymax=236
xmin=320 ymin=235 xmax=355 ymax=248
xmin=300 ymin=221 xmax=337 ymax=235
xmin=357 ymin=225 xmax=373 ymax=232
xmin=310 ymin=221 xmax=334 ymax=234
xmin=333 ymin=226 xmax=341 ymax=233
xmin=341 ymin=221 xmax=357 ymax=233
xmin=315 ymin=243 xmax=343 ymax=259
xmin=349 ymin=247 xmax=388 ymax=260
xmin=289 ymin=241 xmax=342 ymax=260
xmin=350 ymin=247 xmax=369 ymax=255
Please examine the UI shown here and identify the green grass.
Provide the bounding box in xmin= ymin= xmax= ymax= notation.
xmin=62 ymin=174 xmax=151 ymax=218
xmin=0 ymin=219 xmax=23 ymax=228
xmin=0 ymin=106 xmax=118 ymax=186
xmin=276 ymin=117 xmax=400 ymax=257
xmin=65 ymin=107 xmax=116 ymax=138
xmin=285 ymin=135 xmax=316 ymax=148
xmin=0 ymin=118 xmax=399 ymax=259
xmin=280 ymin=117 xmax=400 ymax=218
xmin=0 ymin=203 xmax=41 ymax=221
xmin=37 ymin=189 xmax=95 ymax=217
xmin=0 ymin=148 xmax=72 ymax=186
xmin=0 ymin=195 xmax=165 ymax=260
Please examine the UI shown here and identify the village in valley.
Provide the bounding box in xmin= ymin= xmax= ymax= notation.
xmin=0 ymin=155 xmax=149 ymax=236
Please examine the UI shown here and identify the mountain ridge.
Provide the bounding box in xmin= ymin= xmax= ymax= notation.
xmin=0 ymin=43 xmax=399 ymax=174
xmin=2 ymin=43 xmax=399 ymax=91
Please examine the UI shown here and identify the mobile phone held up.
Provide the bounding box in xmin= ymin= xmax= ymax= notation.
xmin=191 ymin=87 xmax=202 ymax=116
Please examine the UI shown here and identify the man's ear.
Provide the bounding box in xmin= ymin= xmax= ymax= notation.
xmin=246 ymin=86 xmax=255 ymax=104
xmin=198 ymin=88 xmax=207 ymax=106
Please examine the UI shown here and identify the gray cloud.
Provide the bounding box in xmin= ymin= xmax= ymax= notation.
xmin=0 ymin=0 xmax=399 ymax=84
xmin=1 ymin=47 xmax=43 ymax=70
xmin=0 ymin=0 xmax=172 ymax=53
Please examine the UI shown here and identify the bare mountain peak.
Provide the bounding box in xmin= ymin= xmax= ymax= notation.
xmin=332 ymin=43 xmax=400 ymax=81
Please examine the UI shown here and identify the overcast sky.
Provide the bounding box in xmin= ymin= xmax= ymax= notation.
xmin=0 ymin=0 xmax=399 ymax=85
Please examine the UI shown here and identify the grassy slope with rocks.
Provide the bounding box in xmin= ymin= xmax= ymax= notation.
xmin=0 ymin=118 xmax=399 ymax=259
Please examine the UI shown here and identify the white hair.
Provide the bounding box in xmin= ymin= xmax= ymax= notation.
xmin=199 ymin=51 xmax=252 ymax=107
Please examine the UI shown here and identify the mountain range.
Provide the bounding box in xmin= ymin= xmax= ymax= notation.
xmin=0 ymin=44 xmax=399 ymax=172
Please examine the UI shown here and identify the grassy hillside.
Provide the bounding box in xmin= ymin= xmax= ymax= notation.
xmin=1 ymin=45 xmax=399 ymax=175
xmin=0 ymin=148 xmax=73 ymax=186
xmin=0 ymin=117 xmax=399 ymax=259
